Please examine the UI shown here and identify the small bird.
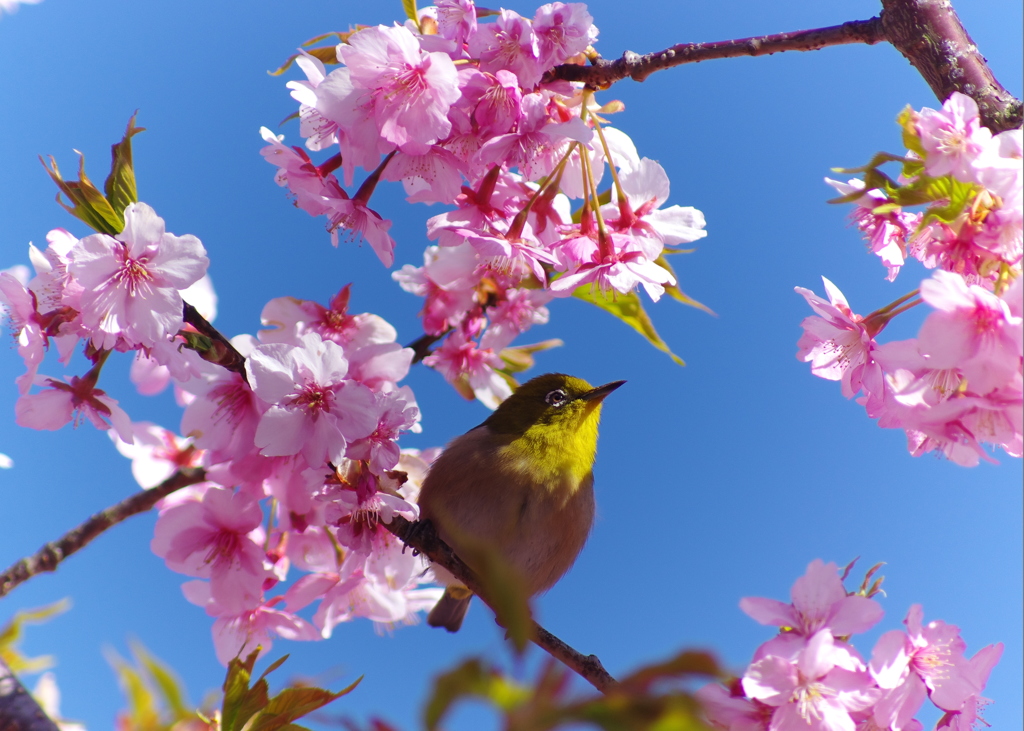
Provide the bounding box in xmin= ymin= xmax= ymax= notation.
xmin=418 ymin=372 xmax=624 ymax=632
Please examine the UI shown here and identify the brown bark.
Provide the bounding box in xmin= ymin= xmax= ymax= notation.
xmin=880 ymin=0 xmax=1021 ymax=132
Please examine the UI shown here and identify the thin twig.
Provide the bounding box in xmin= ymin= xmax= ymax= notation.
xmin=384 ymin=516 xmax=618 ymax=694
xmin=405 ymin=332 xmax=446 ymax=364
xmin=879 ymin=0 xmax=1022 ymax=133
xmin=0 ymin=467 xmax=207 ymax=599
xmin=548 ymin=17 xmax=886 ymax=86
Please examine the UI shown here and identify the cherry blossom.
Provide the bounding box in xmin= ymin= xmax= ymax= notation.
xmin=16 ymin=374 xmax=133 ymax=443
xmin=916 ymin=92 xmax=992 ymax=183
xmin=740 ymin=560 xmax=883 ymax=643
xmin=110 ymin=421 xmax=202 ymax=489
xmin=152 ymin=486 xmax=268 ymax=614
xmin=246 ymin=332 xmax=378 ymax=467
xmin=742 ymin=630 xmax=880 ymax=731
xmin=67 ymin=202 xmax=208 ymax=351
xmin=340 ymin=24 xmax=461 ymax=155
xmin=183 ymin=582 xmax=319 ymax=666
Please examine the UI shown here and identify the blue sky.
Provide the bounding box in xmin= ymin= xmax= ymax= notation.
xmin=0 ymin=0 xmax=1020 ymax=729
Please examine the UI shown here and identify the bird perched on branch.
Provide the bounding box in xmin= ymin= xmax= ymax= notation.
xmin=418 ymin=372 xmax=624 ymax=632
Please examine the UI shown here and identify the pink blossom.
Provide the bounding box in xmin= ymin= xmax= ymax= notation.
xmin=345 ymin=387 xmax=421 ymax=473
xmin=183 ymin=583 xmax=319 ymax=666
xmin=456 ymin=223 xmax=558 ymax=284
xmin=258 ymin=285 xmax=398 ymax=351
xmin=392 ymin=244 xmax=480 ymax=335
xmin=436 ymin=0 xmax=477 ymax=46
xmin=917 ymin=270 xmax=1022 ymax=395
xmin=340 ymin=25 xmax=461 ymax=155
xmin=869 ymin=605 xmax=1001 ymax=716
xmin=743 ymin=630 xmax=881 ymax=731
xmin=246 ymin=333 xmax=378 ymax=467
xmin=152 ymin=486 xmax=267 ymax=614
xmin=934 ymin=643 xmax=1002 ymax=731
xmin=549 ymin=230 xmax=676 ymax=301
xmin=468 ymin=9 xmax=543 ymax=89
xmin=16 ymin=375 xmax=133 ymax=443
xmin=259 ymin=127 xmax=336 ymax=217
xmin=825 ymin=178 xmax=919 ymax=281
xmin=383 ymin=146 xmax=465 ymax=205
xmin=0 ymin=271 xmax=48 ymax=394
xmin=459 ymin=69 xmax=523 ymax=138
xmin=321 ymin=179 xmax=397 ymax=266
xmin=478 ymin=93 xmax=582 ymax=182
xmin=795 ymin=278 xmax=887 ymax=412
xmin=180 ymin=347 xmax=263 ymax=467
xmin=603 ymin=158 xmax=707 ymax=253
xmin=696 ymin=682 xmax=770 ymax=731
xmin=480 ymin=287 xmax=552 ymax=351
xmin=423 ymin=326 xmax=512 ymax=408
xmin=740 ymin=559 xmax=883 ymax=647
xmin=345 ymin=342 xmax=416 ymax=392
xmin=533 ymin=2 xmax=598 ymax=68
xmin=916 ymin=92 xmax=992 ymax=183
xmin=67 ymin=202 xmax=209 ymax=351
xmin=111 ymin=421 xmax=202 ymax=489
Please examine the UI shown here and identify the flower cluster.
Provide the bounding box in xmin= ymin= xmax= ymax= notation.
xmin=1 ymin=204 xmax=439 ymax=663
xmin=141 ymin=288 xmax=440 ymax=664
xmin=697 ymin=560 xmax=1003 ymax=731
xmin=261 ymin=1 xmax=707 ymax=406
xmin=0 ymin=203 xmax=209 ymax=440
xmin=798 ymin=93 xmax=1022 ymax=465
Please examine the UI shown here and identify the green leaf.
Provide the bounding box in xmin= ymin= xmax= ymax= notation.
xmin=104 ymin=112 xmax=144 ymax=216
xmin=42 ymin=153 xmax=124 ymax=234
xmin=572 ymin=285 xmax=685 ymax=366
xmin=268 ymin=45 xmax=340 ymax=76
xmin=920 ymin=175 xmax=979 ymax=225
xmin=107 ymin=648 xmax=162 ymax=730
xmin=424 ymin=659 xmax=529 ymax=731
xmin=222 ymin=649 xmax=261 ymax=731
xmin=0 ymin=598 xmax=71 ymax=674
xmin=499 ymin=339 xmax=564 ymax=374
xmin=249 ymin=682 xmax=361 ymax=731
xmin=656 ymin=257 xmax=715 ymax=316
xmin=129 ymin=639 xmax=191 ymax=722
xmin=401 ymin=0 xmax=419 ymax=24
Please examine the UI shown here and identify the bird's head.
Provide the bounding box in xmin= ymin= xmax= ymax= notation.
xmin=483 ymin=373 xmax=625 ymax=438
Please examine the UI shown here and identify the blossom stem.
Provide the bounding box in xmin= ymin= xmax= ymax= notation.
xmin=579 ymin=138 xmax=611 ymax=260
xmin=873 ymin=289 xmax=921 ymax=315
xmin=586 ymin=99 xmax=626 ymax=206
xmin=882 ymin=298 xmax=923 ymax=320
xmin=0 ymin=467 xmax=207 ymax=599
xmin=353 ymin=150 xmax=398 ymax=204
xmin=508 ymin=143 xmax=576 ymax=239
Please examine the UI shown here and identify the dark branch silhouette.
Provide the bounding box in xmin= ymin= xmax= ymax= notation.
xmin=548 ymin=18 xmax=886 ymax=86
xmin=0 ymin=468 xmax=206 ymax=599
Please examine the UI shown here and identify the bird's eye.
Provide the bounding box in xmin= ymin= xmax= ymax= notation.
xmin=545 ymin=389 xmax=569 ymax=407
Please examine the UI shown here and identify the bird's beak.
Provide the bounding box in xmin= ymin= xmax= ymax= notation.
xmin=578 ymin=380 xmax=625 ymax=403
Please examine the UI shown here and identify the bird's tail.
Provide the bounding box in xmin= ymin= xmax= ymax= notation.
xmin=427 ymin=585 xmax=473 ymax=632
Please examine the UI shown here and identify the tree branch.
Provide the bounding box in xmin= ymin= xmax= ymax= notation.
xmin=0 ymin=658 xmax=60 ymax=731
xmin=880 ymin=0 xmax=1022 ymax=133
xmin=0 ymin=468 xmax=207 ymax=600
xmin=548 ymin=17 xmax=886 ymax=86
xmin=182 ymin=302 xmax=249 ymax=380
xmin=384 ymin=516 xmax=618 ymax=694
